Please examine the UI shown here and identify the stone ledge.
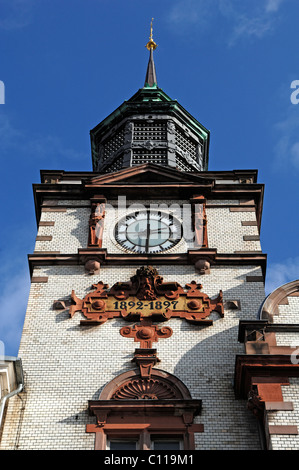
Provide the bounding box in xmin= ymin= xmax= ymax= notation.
xmin=265 ymin=402 xmax=294 ymax=411
xmin=39 ymin=221 xmax=55 ymax=226
xmin=241 ymin=221 xmax=258 ymax=226
xmin=36 ymin=235 xmax=53 ymax=241
xmin=31 ymin=276 xmax=48 ymax=283
xmin=268 ymin=425 xmax=298 ymax=435
xmin=246 ymin=276 xmax=264 ymax=282
xmin=230 ymin=207 xmax=255 ymax=212
xmin=41 ymin=207 xmax=67 ymax=212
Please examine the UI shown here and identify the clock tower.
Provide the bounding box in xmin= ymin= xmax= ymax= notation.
xmin=2 ymin=25 xmax=298 ymax=452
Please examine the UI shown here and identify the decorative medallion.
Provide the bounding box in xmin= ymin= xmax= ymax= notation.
xmin=67 ymin=266 xmax=224 ymax=378
xmin=111 ymin=378 xmax=177 ymax=400
xmin=120 ymin=318 xmax=173 ymax=348
xmin=69 ymin=266 xmax=223 ymax=326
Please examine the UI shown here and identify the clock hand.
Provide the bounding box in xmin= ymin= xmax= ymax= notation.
xmin=126 ymin=230 xmax=148 ymax=236
xmin=126 ymin=229 xmax=169 ymax=237
xmin=148 ymin=229 xmax=169 ymax=233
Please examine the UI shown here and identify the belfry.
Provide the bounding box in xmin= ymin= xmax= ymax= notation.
xmin=1 ymin=23 xmax=299 ymax=451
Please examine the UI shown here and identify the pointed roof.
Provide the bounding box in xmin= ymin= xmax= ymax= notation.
xmin=89 ymin=21 xmax=210 ymax=173
xmin=144 ymin=18 xmax=158 ymax=88
xmin=144 ymin=48 xmax=157 ymax=88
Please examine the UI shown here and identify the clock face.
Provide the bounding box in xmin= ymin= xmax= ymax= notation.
xmin=114 ymin=211 xmax=182 ymax=254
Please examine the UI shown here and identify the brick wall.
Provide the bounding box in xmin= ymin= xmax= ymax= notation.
xmin=267 ymin=378 xmax=299 ymax=450
xmin=34 ymin=198 xmax=262 ymax=255
xmin=263 ymin=295 xmax=299 ymax=450
xmin=0 ymin=197 xmax=266 ymax=450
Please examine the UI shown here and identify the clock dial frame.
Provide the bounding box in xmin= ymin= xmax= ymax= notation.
xmin=114 ymin=211 xmax=182 ymax=254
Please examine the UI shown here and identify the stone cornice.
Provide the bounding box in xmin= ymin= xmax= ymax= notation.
xmin=234 ymin=354 xmax=299 ymax=399
xmin=238 ymin=320 xmax=299 ymax=343
xmin=33 ymin=167 xmax=264 ymax=229
xmin=27 ymin=249 xmax=267 ymax=278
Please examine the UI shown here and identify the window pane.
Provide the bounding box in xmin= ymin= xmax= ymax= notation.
xmin=109 ymin=440 xmax=138 ymax=450
xmin=153 ymin=440 xmax=181 ymax=450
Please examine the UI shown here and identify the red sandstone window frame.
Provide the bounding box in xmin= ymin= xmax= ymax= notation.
xmin=87 ymin=400 xmax=203 ymax=450
xmin=86 ymin=370 xmax=203 ymax=451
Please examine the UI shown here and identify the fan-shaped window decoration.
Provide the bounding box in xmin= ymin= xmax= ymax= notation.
xmin=111 ymin=377 xmax=178 ymax=400
xmin=86 ymin=370 xmax=203 ymax=450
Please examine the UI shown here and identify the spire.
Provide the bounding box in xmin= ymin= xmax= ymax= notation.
xmin=144 ymin=18 xmax=158 ymax=88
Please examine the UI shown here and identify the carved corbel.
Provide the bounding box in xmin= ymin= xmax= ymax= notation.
xmin=247 ymin=387 xmax=265 ymax=419
xmin=182 ymin=412 xmax=194 ymax=426
xmin=132 ymin=348 xmax=160 ymax=379
xmin=194 ymin=259 xmax=210 ymax=275
xmin=84 ymin=259 xmax=101 ymax=275
xmin=94 ymin=411 xmax=109 ymax=427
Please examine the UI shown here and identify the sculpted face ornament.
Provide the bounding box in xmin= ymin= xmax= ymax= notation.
xmin=67 ymin=266 xmax=223 ymax=377
xmin=69 ymin=266 xmax=223 ymax=326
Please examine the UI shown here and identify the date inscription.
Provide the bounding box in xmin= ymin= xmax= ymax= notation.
xmin=113 ymin=300 xmax=179 ymax=310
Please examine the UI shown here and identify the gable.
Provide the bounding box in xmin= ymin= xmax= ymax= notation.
xmin=85 ymin=163 xmax=214 ymax=186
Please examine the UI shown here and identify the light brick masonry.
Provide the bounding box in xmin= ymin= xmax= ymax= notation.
xmin=0 ymin=195 xmax=267 ymax=450
xmin=268 ymin=378 xmax=299 ymax=450
xmin=34 ymin=199 xmax=262 ymax=255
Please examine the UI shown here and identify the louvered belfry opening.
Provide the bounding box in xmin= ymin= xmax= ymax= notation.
xmin=90 ymin=33 xmax=209 ymax=174
xmin=92 ymin=108 xmax=209 ymax=174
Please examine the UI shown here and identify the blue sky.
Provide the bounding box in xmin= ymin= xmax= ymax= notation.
xmin=0 ymin=0 xmax=298 ymax=356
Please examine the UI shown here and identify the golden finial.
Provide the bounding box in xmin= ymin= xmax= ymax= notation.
xmin=146 ymin=18 xmax=157 ymax=50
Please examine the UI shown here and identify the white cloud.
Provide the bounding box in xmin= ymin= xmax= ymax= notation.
xmin=0 ymin=0 xmax=35 ymax=30
xmin=0 ymin=269 xmax=30 ymax=356
xmin=167 ymin=0 xmax=212 ymax=28
xmin=228 ymin=14 xmax=273 ymax=46
xmin=265 ymin=257 xmax=299 ymax=294
xmin=273 ymin=106 xmax=299 ymax=172
xmin=290 ymin=142 xmax=299 ymax=169
xmin=0 ymin=112 xmax=85 ymax=163
xmin=265 ymin=0 xmax=285 ymax=12
xmin=168 ymin=0 xmax=288 ymax=45
xmin=0 ymin=114 xmax=22 ymax=150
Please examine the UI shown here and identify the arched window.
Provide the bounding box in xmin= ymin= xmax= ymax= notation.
xmin=86 ymin=369 xmax=203 ymax=450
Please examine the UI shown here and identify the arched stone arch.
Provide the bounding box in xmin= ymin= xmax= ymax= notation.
xmin=99 ymin=368 xmax=193 ymax=400
xmin=259 ymin=279 xmax=299 ymax=321
xmin=87 ymin=369 xmax=203 ymax=450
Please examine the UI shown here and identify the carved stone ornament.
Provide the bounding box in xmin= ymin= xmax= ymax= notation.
xmin=69 ymin=266 xmax=224 ymax=326
xmin=111 ymin=377 xmax=178 ymax=400
xmin=120 ymin=318 xmax=173 ymax=349
xmin=67 ymin=266 xmax=223 ymax=378
xmin=247 ymin=387 xmax=265 ymax=419
xmin=88 ymin=202 xmax=105 ymax=248
xmin=167 ymin=120 xmax=175 ymax=134
xmin=193 ymin=200 xmax=208 ymax=249
xmin=195 ymin=259 xmax=210 ymax=274
xmin=131 ymin=348 xmax=161 ymax=379
xmin=84 ymin=259 xmax=101 ymax=275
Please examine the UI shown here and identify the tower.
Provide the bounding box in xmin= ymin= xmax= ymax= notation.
xmin=1 ymin=24 xmax=298 ymax=452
